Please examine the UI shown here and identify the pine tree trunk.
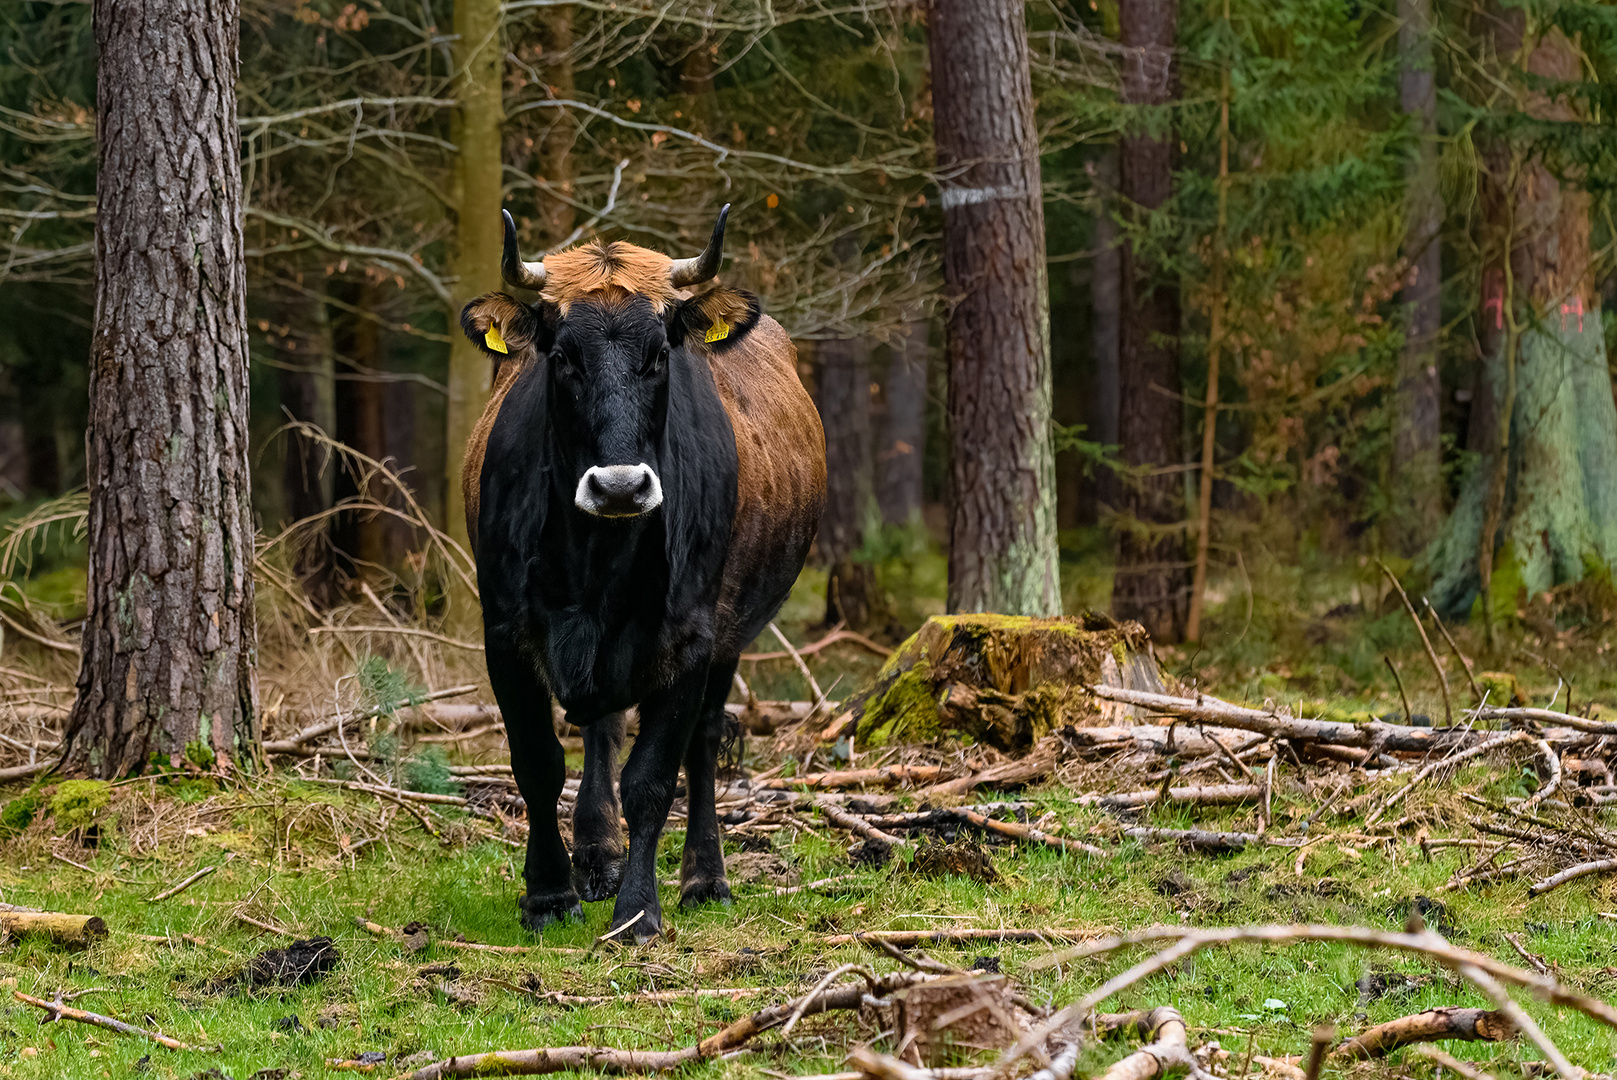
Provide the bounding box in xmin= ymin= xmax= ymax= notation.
xmin=1092 ymin=147 xmax=1122 ymax=515
xmin=817 ymin=335 xmax=879 ymax=629
xmin=929 ymin=0 xmax=1061 ymax=617
xmin=534 ymin=5 xmax=576 ymax=246
xmin=66 ymin=0 xmax=258 ymax=776
xmin=1113 ymin=0 xmax=1188 ymax=641
xmin=878 ymin=319 xmax=928 ymax=527
xmin=331 ymin=287 xmax=390 ymax=575
xmin=1388 ymin=0 xmax=1443 ymax=555
xmin=271 ymin=283 xmax=335 ymax=606
xmin=1426 ymin=23 xmax=1617 ymax=618
xmin=445 ymin=0 xmax=504 ymax=558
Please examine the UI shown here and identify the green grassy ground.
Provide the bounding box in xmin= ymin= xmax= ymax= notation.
xmin=2 ymin=760 xmax=1615 ymax=1080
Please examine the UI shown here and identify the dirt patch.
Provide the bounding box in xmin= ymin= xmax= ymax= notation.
xmin=726 ymin=851 xmax=798 ymax=885
xmin=243 ymin=936 xmax=340 ymax=989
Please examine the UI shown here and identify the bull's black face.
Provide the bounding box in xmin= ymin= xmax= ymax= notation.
xmin=548 ymin=296 xmax=671 ymax=519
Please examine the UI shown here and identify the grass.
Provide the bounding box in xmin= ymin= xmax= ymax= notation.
xmin=3 ymin=760 xmax=1617 ymax=1080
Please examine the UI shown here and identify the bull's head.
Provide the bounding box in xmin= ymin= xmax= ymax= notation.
xmin=460 ymin=206 xmax=758 ymax=521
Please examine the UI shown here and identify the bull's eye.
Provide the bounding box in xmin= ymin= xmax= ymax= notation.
xmin=643 ymin=344 xmax=669 ymax=376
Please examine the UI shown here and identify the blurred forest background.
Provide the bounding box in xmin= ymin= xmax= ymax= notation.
xmin=2 ymin=0 xmax=1616 ymax=705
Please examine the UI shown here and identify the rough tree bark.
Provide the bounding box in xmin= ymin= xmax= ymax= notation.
xmin=1092 ymin=146 xmax=1122 ymax=516
xmin=929 ymin=0 xmax=1061 ymax=616
xmin=1388 ymin=0 xmax=1444 ymax=555
xmin=878 ymin=319 xmax=928 ymax=527
xmin=270 ymin=282 xmax=336 ymax=606
xmin=533 ymin=5 xmax=577 ymax=246
xmin=1427 ymin=21 xmax=1617 ymax=619
xmin=65 ymin=0 xmax=258 ymax=776
xmin=445 ymin=0 xmax=504 ymax=559
xmin=1113 ymin=0 xmax=1188 ymax=641
xmin=817 ymin=335 xmax=880 ymax=628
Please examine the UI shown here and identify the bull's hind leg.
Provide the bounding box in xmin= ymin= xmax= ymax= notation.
xmin=609 ymin=667 xmax=706 ymax=943
xmin=487 ymin=642 xmax=582 ymax=932
xmin=570 ymin=710 xmax=627 ymax=901
xmin=680 ymin=662 xmax=738 ymax=908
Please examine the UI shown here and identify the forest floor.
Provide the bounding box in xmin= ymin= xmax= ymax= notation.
xmin=4 ymin=512 xmax=1617 ymax=1079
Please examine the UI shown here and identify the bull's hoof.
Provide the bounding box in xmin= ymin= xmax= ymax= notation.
xmin=572 ymin=843 xmax=627 ymax=902
xmin=679 ymin=877 xmax=733 ymax=909
xmin=519 ymin=890 xmax=584 ymax=932
xmin=607 ymin=907 xmax=663 ymax=945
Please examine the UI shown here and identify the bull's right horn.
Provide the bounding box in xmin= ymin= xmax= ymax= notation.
xmin=668 ymin=204 xmax=730 ymax=288
xmin=501 ymin=209 xmax=547 ymax=290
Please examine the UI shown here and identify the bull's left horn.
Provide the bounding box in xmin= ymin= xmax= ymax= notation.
xmin=501 ymin=209 xmax=547 ymax=290
xmin=668 ymin=204 xmax=730 ymax=288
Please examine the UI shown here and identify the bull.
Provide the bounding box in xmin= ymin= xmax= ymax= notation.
xmin=459 ymin=206 xmax=826 ymax=942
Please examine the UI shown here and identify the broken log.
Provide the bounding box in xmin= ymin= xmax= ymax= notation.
xmin=1082 ymin=783 xmax=1265 ymax=811
xmin=826 ymin=928 xmax=1095 ymax=947
xmin=754 ymin=764 xmax=945 ymax=791
xmin=1097 ymin=1006 xmax=1191 ymax=1080
xmin=12 ymin=990 xmax=199 ymax=1050
xmin=0 ymin=910 xmax=108 ymax=946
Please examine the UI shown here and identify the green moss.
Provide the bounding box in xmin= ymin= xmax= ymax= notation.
xmin=0 ymin=790 xmax=44 ymax=835
xmin=49 ymin=779 xmax=111 ymax=830
xmin=857 ymin=663 xmax=941 ymax=747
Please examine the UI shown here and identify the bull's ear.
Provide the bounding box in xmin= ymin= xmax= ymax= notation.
xmin=460 ymin=292 xmax=549 ymax=359
xmin=671 ymin=287 xmax=762 ymax=352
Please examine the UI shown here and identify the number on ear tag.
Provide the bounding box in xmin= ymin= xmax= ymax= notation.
xmin=485 ymin=324 xmax=509 ymax=354
xmin=704 ymin=318 xmax=731 ymax=344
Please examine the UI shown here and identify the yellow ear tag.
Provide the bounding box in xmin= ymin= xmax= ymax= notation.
xmin=704 ymin=318 xmax=731 ymax=344
xmin=484 ymin=324 xmax=509 ymax=354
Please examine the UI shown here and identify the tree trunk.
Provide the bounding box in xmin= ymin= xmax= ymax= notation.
xmin=271 ymin=284 xmax=336 ymax=606
xmin=878 ymin=320 xmax=928 ymax=527
xmin=1426 ymin=23 xmax=1617 ymax=619
xmin=817 ymin=335 xmax=880 ymax=629
xmin=1092 ymin=146 xmax=1122 ymax=516
xmin=66 ymin=0 xmax=258 ymax=776
xmin=1113 ymin=0 xmax=1188 ymax=641
xmin=533 ymin=5 xmax=576 ymax=247
xmin=445 ymin=0 xmax=504 ymax=561
xmin=1388 ymin=0 xmax=1443 ymax=555
xmin=929 ymin=0 xmax=1061 ymax=617
xmin=331 ymin=289 xmax=389 ymax=576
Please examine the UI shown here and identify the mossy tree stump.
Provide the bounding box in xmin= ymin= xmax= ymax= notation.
xmin=847 ymin=613 xmax=1164 ymax=751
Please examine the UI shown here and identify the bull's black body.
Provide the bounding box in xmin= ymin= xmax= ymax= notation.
xmin=469 ymin=269 xmax=817 ymax=941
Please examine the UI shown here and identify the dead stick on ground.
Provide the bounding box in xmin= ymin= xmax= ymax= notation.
xmin=1330 ymin=1009 xmax=1509 ymax=1060
xmin=1453 ymin=958 xmax=1577 ymax=1080
xmin=1528 ymin=857 xmax=1617 ymax=897
xmin=769 ymin=621 xmax=827 ymax=717
xmin=1385 ymin=655 xmax=1413 ymax=723
xmin=952 ymin=807 xmax=1106 ymax=856
xmin=1520 ymin=739 xmax=1560 ymax=812
xmin=13 ymin=990 xmax=202 ymax=1051
xmin=1302 ymin=1024 xmax=1334 ymax=1080
xmin=1424 ymin=599 xmax=1484 ymax=705
xmin=1503 ymin=933 xmax=1551 ymax=975
xmin=1377 ymin=561 xmax=1452 ymax=725
xmin=407 ymin=973 xmax=928 ymax=1079
xmin=1097 ymin=1007 xmax=1191 ymax=1080
xmin=828 ymin=928 xmax=1094 ymax=948
xmin=1365 ymin=731 xmax=1532 ymax=828
xmin=816 ymin=799 xmax=906 ymax=847
xmin=1007 ymin=923 xmax=1617 ymax=1073
xmin=1410 ymin=1045 xmax=1496 ymax=1080
xmin=146 ymin=861 xmax=222 ymax=903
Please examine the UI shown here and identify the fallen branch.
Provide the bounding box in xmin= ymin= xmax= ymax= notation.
xmin=952 ymin=808 xmax=1106 ymax=857
xmin=1083 ymin=783 xmax=1264 ymax=811
xmin=1410 ymin=1045 xmax=1497 ymax=1080
xmin=826 ymin=928 xmax=1095 ymax=948
xmin=1008 ymin=923 xmax=1617 ymax=1073
xmin=1378 ymin=561 xmax=1452 ymax=725
xmin=1097 ymin=1006 xmax=1190 ymax=1080
xmin=1331 ymin=1008 xmax=1512 ymax=1059
xmin=406 ymin=972 xmax=928 ymax=1079
xmin=770 ymin=621 xmax=828 ymax=717
xmin=755 ymin=765 xmax=945 ymax=791
xmin=1476 ymin=706 xmax=1617 ymax=736
xmin=1089 ymin=686 xmax=1486 ymax=753
xmin=1527 ymin=857 xmax=1617 ymax=898
xmin=741 ymin=627 xmax=892 ymax=663
xmin=146 ymin=863 xmax=221 ymax=903
xmin=919 ymin=755 xmax=1058 ymax=800
xmin=12 ymin=990 xmax=202 ymax=1051
xmin=264 ymin=683 xmax=481 ymax=753
xmin=764 ymin=874 xmax=866 ymax=897
xmin=817 ymin=799 xmax=907 ymax=847
xmin=1365 ymin=732 xmax=1534 ymax=827
xmin=1122 ymin=827 xmax=1258 ymax=853
xmin=0 ymin=910 xmax=108 ymax=946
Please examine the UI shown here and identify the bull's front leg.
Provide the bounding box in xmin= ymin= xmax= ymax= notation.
xmin=487 ymin=640 xmax=581 ymax=931
xmin=570 ymin=710 xmax=627 ymax=901
xmin=609 ymin=667 xmax=706 ymax=943
xmin=679 ymin=661 xmax=738 ymax=908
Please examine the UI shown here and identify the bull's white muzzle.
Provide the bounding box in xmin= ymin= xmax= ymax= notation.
xmin=574 ymin=463 xmax=664 ymax=517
